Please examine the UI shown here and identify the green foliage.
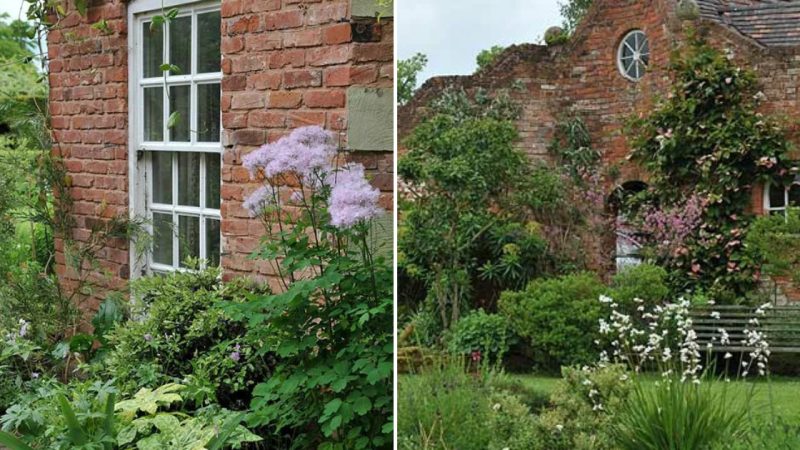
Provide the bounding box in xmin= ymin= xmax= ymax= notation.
xmin=475 ymin=45 xmax=505 ymax=72
xmin=1 ymin=380 xmax=259 ymax=450
xmin=548 ymin=116 xmax=599 ymax=180
xmin=227 ymin=163 xmax=393 ymax=449
xmin=398 ymin=52 xmax=427 ymax=105
xmin=498 ymin=272 xmax=606 ymax=370
xmin=400 ymin=87 xmax=560 ymax=329
xmin=103 ymin=269 xmax=271 ymax=410
xmin=397 ymin=357 xmax=537 ymax=450
xmin=745 ymin=209 xmax=800 ymax=286
xmin=446 ymin=309 xmax=516 ymax=363
xmin=608 ymin=263 xmax=670 ymax=309
xmin=626 ymin=33 xmax=793 ymax=303
xmin=610 ymin=379 xmax=747 ymax=450
xmin=559 ymin=0 xmax=593 ymax=34
xmin=716 ymin=419 xmax=800 ymax=450
xmin=532 ymin=365 xmax=630 ymax=450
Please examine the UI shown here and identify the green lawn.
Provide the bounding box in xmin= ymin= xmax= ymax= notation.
xmin=512 ymin=373 xmax=800 ymax=422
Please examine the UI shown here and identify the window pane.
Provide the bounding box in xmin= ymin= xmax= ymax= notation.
xmin=789 ymin=184 xmax=800 ymax=207
xmin=152 ymin=213 xmax=174 ymax=265
xmin=178 ymin=215 xmax=200 ymax=267
xmin=206 ymin=218 xmax=220 ymax=267
xmin=178 ymin=152 xmax=200 ymax=206
xmin=770 ymin=184 xmax=786 ymax=208
xmin=197 ymin=11 xmax=221 ymax=73
xmin=169 ymin=85 xmax=190 ymax=142
xmin=142 ymin=21 xmax=163 ymax=78
xmin=169 ymin=15 xmax=191 ymax=75
xmin=197 ymin=83 xmax=220 ymax=142
xmin=206 ymin=153 xmax=220 ymax=209
xmin=144 ymin=87 xmax=163 ymax=141
xmin=152 ymin=152 xmax=172 ymax=204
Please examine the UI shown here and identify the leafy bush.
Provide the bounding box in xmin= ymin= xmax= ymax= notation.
xmin=745 ymin=209 xmax=800 ymax=289
xmin=0 ymin=380 xmax=259 ymax=450
xmin=228 ymin=126 xmax=393 ymax=449
xmin=532 ymin=365 xmax=630 ymax=450
xmin=397 ymin=356 xmax=536 ymax=450
xmin=103 ymin=268 xmax=271 ymax=410
xmin=446 ymin=309 xmax=516 ymax=363
xmin=498 ymin=272 xmax=606 ymax=369
xmin=608 ymin=263 xmax=670 ymax=309
xmin=611 ymin=379 xmax=747 ymax=450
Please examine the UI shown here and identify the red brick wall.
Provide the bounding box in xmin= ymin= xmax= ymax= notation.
xmin=219 ymin=0 xmax=393 ymax=290
xmin=48 ymin=0 xmax=130 ymax=311
xmin=49 ymin=0 xmax=394 ymax=298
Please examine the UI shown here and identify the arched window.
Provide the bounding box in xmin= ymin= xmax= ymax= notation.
xmin=618 ymin=30 xmax=650 ymax=82
xmin=764 ymin=181 xmax=800 ymax=217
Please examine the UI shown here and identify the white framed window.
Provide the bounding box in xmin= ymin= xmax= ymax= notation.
xmin=617 ymin=30 xmax=650 ymax=82
xmin=764 ymin=182 xmax=800 ymax=217
xmin=128 ymin=0 xmax=222 ymax=275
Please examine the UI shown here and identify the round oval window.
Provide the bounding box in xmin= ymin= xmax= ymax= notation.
xmin=618 ymin=30 xmax=650 ymax=81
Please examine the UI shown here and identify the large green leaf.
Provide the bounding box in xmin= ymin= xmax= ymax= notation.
xmin=0 ymin=432 xmax=35 ymax=450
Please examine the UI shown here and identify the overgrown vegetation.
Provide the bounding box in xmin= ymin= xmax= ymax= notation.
xmin=625 ymin=32 xmax=794 ymax=303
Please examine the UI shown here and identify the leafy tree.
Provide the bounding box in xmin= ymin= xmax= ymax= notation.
xmin=399 ymin=88 xmax=560 ymax=328
xmin=559 ymin=0 xmax=593 ymax=34
xmin=475 ymin=45 xmax=506 ymax=72
xmin=397 ymin=52 xmax=427 ymax=105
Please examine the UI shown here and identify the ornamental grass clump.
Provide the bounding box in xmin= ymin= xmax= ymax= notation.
xmin=596 ymin=294 xmax=774 ymax=450
xmin=229 ymin=126 xmax=393 ymax=449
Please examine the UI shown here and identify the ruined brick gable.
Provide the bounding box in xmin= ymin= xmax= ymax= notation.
xmin=400 ymin=0 xmax=800 ymax=187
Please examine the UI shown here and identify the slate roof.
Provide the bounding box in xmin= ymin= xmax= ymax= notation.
xmin=697 ymin=0 xmax=800 ymax=47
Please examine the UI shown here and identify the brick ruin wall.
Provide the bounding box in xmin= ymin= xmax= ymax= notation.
xmin=398 ymin=0 xmax=800 ymax=296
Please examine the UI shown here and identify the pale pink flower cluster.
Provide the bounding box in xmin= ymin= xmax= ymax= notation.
xmin=327 ymin=163 xmax=382 ymax=229
xmin=242 ymin=126 xmax=336 ymax=183
xmin=641 ymin=194 xmax=706 ymax=259
xmin=241 ymin=126 xmax=383 ymax=229
xmin=242 ymin=185 xmax=276 ymax=218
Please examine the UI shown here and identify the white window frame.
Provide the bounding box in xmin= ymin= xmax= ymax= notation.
xmin=763 ymin=181 xmax=800 ymax=217
xmin=128 ymin=0 xmax=222 ymax=277
xmin=617 ymin=29 xmax=650 ymax=82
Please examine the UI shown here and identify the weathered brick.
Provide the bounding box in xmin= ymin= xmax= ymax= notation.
xmin=283 ymin=69 xmax=322 ymax=88
xmin=266 ymin=91 xmax=302 ymax=108
xmin=303 ymin=89 xmax=345 ymax=108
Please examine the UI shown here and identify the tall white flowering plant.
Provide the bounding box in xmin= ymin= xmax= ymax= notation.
xmin=224 ymin=126 xmax=393 ymax=449
xmin=595 ymin=295 xmax=772 ymax=450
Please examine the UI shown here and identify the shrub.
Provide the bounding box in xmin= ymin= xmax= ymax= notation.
xmin=610 ymin=379 xmax=747 ymax=450
xmin=532 ymin=365 xmax=631 ymax=450
xmin=0 ymin=379 xmax=260 ymax=450
xmin=498 ymin=272 xmax=605 ymax=369
xmin=608 ymin=263 xmax=670 ymax=310
xmin=397 ymin=356 xmax=536 ymax=450
xmin=103 ymin=268 xmax=272 ymax=410
xmin=446 ymin=309 xmax=516 ymax=363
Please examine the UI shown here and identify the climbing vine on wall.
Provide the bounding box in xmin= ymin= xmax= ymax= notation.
xmin=626 ymin=31 xmax=794 ymax=303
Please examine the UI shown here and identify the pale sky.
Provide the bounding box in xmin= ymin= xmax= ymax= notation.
xmin=397 ymin=0 xmax=564 ymax=85
xmin=0 ymin=0 xmax=26 ymax=21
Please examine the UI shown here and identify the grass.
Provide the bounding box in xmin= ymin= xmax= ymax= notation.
xmin=512 ymin=373 xmax=800 ymax=422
